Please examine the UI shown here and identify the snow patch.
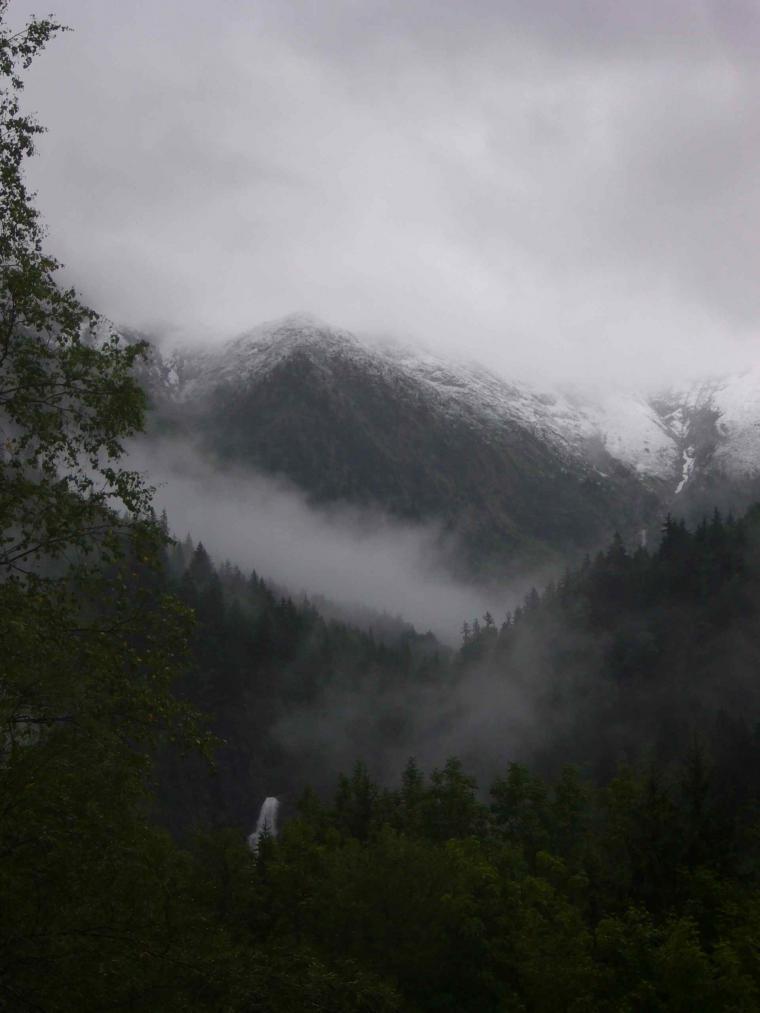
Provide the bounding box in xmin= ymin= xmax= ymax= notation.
xmin=675 ymin=446 xmax=696 ymax=495
xmin=145 ymin=314 xmax=760 ymax=488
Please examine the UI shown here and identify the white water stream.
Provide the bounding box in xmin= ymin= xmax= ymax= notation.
xmin=247 ymin=796 xmax=279 ymax=852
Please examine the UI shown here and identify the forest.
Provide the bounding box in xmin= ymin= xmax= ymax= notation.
xmin=1 ymin=8 xmax=759 ymax=1011
xmin=157 ymin=508 xmax=760 ymax=839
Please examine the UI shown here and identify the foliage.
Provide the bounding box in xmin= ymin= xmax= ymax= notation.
xmin=158 ymin=505 xmax=760 ymax=838
xmin=245 ymin=757 xmax=760 ymax=1012
xmin=141 ymin=508 xmax=760 ymax=1009
xmin=154 ymin=538 xmax=446 ymax=830
xmin=0 ymin=5 xmax=152 ymax=578
xmin=460 ymin=508 xmax=760 ymax=784
xmin=0 ymin=9 xmax=218 ymax=1009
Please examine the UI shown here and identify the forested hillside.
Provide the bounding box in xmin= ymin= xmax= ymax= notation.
xmin=240 ymin=750 xmax=760 ymax=1011
xmin=156 ymin=534 xmax=447 ymax=830
xmin=154 ymin=507 xmax=760 ymax=837
xmin=462 ymin=509 xmax=760 ymax=787
xmin=119 ymin=513 xmax=760 ymax=1010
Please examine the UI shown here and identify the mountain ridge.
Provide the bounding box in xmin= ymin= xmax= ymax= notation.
xmin=137 ymin=314 xmax=760 ymax=575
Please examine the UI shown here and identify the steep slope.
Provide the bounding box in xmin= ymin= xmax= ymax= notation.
xmin=144 ymin=314 xmax=662 ymax=576
xmin=139 ymin=313 xmax=760 ymax=576
xmin=611 ymin=369 xmax=760 ymax=520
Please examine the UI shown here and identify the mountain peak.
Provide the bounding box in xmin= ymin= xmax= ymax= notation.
xmin=145 ymin=313 xmax=760 ymax=522
xmin=272 ymin=311 xmax=329 ymax=330
xmin=227 ymin=312 xmax=361 ymax=357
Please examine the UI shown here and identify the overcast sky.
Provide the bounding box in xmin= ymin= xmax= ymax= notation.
xmin=10 ymin=0 xmax=760 ymax=384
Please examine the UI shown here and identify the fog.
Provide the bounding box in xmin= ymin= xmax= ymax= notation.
xmin=10 ymin=0 xmax=760 ymax=386
xmin=129 ymin=436 xmax=556 ymax=796
xmin=132 ymin=437 xmax=507 ymax=642
xmin=271 ymin=657 xmax=543 ymax=794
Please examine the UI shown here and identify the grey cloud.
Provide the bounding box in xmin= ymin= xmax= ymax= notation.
xmin=130 ymin=437 xmax=506 ymax=642
xmin=9 ymin=0 xmax=760 ymax=383
xmin=254 ymin=0 xmax=760 ymax=62
xmin=271 ymin=659 xmax=539 ymax=792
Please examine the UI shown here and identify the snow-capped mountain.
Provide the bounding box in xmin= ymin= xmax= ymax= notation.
xmin=147 ymin=313 xmax=659 ymax=473
xmin=140 ymin=313 xmax=760 ymax=575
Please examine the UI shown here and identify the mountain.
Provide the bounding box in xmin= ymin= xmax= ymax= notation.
xmin=139 ymin=313 xmax=760 ymax=576
xmin=645 ymin=371 xmax=760 ymax=521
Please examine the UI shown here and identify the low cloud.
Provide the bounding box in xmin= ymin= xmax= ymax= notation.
xmin=272 ymin=660 xmax=541 ymax=794
xmin=131 ymin=436 xmax=513 ymax=642
xmin=11 ymin=0 xmax=760 ymax=387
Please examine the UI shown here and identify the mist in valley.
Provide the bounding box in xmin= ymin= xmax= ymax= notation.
xmin=131 ymin=436 xmax=524 ymax=644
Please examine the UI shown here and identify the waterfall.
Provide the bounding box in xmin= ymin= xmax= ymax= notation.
xmin=247 ymin=796 xmax=279 ymax=852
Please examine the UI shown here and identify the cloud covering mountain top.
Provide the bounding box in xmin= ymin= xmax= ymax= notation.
xmin=11 ymin=0 xmax=760 ymax=384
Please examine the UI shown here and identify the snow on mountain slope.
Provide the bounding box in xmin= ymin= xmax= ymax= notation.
xmin=570 ymin=388 xmax=678 ymax=483
xmin=159 ymin=314 xmax=373 ymax=401
xmin=378 ymin=339 xmax=597 ymax=458
xmin=585 ymin=370 xmax=760 ymax=495
xmin=709 ymin=367 xmax=760 ymax=477
xmin=146 ymin=313 xmax=760 ymax=499
xmin=641 ymin=369 xmax=760 ymax=495
xmin=155 ymin=314 xmax=633 ymax=475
